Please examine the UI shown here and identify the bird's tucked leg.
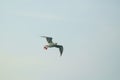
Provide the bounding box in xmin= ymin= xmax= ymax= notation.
xmin=44 ymin=45 xmax=48 ymax=50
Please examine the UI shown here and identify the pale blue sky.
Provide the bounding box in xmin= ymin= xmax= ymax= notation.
xmin=0 ymin=0 xmax=120 ymax=80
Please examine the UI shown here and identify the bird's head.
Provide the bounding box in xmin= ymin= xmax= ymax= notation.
xmin=44 ymin=45 xmax=48 ymax=50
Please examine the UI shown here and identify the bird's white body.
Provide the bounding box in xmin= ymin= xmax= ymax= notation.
xmin=47 ymin=43 xmax=57 ymax=47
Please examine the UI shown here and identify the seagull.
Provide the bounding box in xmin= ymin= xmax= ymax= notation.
xmin=41 ymin=36 xmax=63 ymax=56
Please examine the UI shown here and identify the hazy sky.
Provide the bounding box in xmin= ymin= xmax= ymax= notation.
xmin=0 ymin=0 xmax=120 ymax=80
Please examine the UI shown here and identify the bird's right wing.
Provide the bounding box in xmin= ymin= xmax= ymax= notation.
xmin=41 ymin=36 xmax=53 ymax=43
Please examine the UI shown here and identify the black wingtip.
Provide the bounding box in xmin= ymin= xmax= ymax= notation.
xmin=60 ymin=52 xmax=63 ymax=56
xmin=60 ymin=54 xmax=62 ymax=57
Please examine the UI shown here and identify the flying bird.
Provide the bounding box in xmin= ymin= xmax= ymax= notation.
xmin=41 ymin=36 xmax=63 ymax=56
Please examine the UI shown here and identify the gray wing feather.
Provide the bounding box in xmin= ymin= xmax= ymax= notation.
xmin=55 ymin=45 xmax=63 ymax=56
xmin=41 ymin=36 xmax=53 ymax=43
xmin=46 ymin=37 xmax=53 ymax=43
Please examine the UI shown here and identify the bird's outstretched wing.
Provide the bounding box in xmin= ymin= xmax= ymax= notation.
xmin=41 ymin=36 xmax=53 ymax=43
xmin=55 ymin=45 xmax=63 ymax=56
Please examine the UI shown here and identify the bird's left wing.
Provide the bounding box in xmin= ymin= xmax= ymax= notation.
xmin=55 ymin=45 xmax=63 ymax=56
